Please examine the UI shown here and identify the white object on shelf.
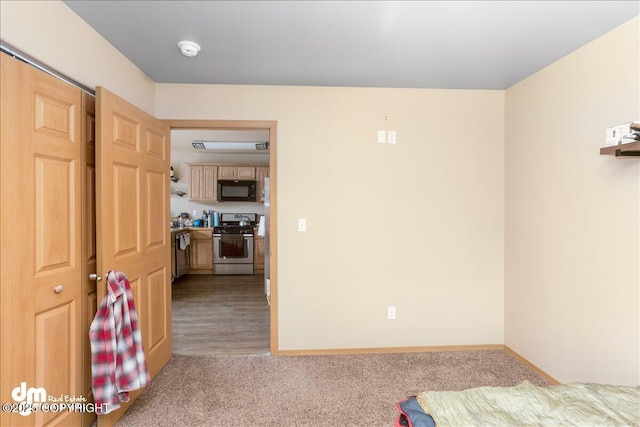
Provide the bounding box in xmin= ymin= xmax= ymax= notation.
xmin=606 ymin=122 xmax=632 ymax=146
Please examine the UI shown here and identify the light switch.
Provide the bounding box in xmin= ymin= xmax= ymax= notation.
xmin=388 ymin=131 xmax=396 ymax=144
xmin=378 ymin=130 xmax=386 ymax=144
xmin=298 ymin=218 xmax=306 ymax=232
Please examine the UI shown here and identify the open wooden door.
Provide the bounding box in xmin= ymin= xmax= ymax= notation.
xmin=95 ymin=87 xmax=172 ymax=425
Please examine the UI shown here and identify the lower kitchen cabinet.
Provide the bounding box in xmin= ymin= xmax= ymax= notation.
xmin=190 ymin=229 xmax=213 ymax=273
xmin=254 ymin=235 xmax=265 ymax=272
xmin=171 ymin=232 xmax=176 ymax=280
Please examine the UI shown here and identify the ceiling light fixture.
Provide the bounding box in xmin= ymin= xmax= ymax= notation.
xmin=192 ymin=141 xmax=269 ymax=151
xmin=178 ymin=40 xmax=201 ymax=57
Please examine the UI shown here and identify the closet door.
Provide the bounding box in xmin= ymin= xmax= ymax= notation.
xmin=95 ymin=87 xmax=172 ymax=425
xmin=0 ymin=52 xmax=83 ymax=427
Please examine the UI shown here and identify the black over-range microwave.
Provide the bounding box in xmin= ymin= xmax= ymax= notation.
xmin=217 ymin=180 xmax=257 ymax=202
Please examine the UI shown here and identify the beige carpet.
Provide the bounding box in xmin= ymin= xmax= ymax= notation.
xmin=115 ymin=350 xmax=550 ymax=426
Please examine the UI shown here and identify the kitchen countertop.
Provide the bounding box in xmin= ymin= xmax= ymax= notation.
xmin=171 ymin=226 xmax=213 ymax=233
xmin=170 ymin=226 xmax=263 ymax=235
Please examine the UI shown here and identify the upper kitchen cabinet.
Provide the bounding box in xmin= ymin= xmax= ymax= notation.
xmin=188 ymin=164 xmax=218 ymax=202
xmin=187 ymin=163 xmax=267 ymax=203
xmin=218 ymin=165 xmax=256 ymax=180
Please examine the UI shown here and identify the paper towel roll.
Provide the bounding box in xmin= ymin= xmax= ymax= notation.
xmin=257 ymin=215 xmax=265 ymax=237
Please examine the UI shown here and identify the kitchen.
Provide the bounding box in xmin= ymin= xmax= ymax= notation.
xmin=169 ymin=128 xmax=271 ymax=354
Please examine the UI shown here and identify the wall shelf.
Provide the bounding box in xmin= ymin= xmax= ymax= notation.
xmin=600 ymin=141 xmax=640 ymax=157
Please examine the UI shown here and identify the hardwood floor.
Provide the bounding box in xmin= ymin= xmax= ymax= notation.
xmin=171 ymin=274 xmax=270 ymax=356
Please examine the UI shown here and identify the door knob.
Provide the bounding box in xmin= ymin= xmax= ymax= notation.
xmin=53 ymin=285 xmax=63 ymax=294
xmin=89 ymin=273 xmax=102 ymax=282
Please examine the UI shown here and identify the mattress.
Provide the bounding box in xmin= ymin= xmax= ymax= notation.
xmin=396 ymin=381 xmax=640 ymax=427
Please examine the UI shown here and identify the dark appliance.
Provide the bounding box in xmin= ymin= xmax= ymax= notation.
xmin=212 ymin=213 xmax=257 ymax=275
xmin=217 ymin=180 xmax=257 ymax=202
xmin=173 ymin=230 xmax=190 ymax=280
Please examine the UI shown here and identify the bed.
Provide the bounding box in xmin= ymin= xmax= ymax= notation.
xmin=395 ymin=381 xmax=640 ymax=427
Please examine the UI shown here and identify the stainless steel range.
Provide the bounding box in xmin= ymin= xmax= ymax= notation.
xmin=212 ymin=213 xmax=257 ymax=275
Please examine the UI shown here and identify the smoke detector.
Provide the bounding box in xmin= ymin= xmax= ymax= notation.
xmin=178 ymin=40 xmax=201 ymax=57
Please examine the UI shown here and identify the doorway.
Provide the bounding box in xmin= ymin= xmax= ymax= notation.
xmin=165 ymin=119 xmax=278 ymax=356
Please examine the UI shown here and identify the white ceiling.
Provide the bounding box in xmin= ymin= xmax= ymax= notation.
xmin=63 ymin=1 xmax=639 ymax=90
xmin=62 ymin=1 xmax=639 ymax=155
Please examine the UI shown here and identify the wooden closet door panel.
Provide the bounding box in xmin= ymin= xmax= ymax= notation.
xmin=0 ymin=52 xmax=82 ymax=427
xmin=33 ymin=300 xmax=80 ymax=426
xmin=96 ymin=87 xmax=172 ymax=426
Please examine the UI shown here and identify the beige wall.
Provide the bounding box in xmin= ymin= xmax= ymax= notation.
xmin=2 ymin=0 xmax=506 ymax=353
xmin=505 ymin=17 xmax=640 ymax=385
xmin=0 ymin=0 xmax=156 ymax=114
xmin=156 ymin=85 xmax=506 ymax=350
xmin=5 ymin=0 xmax=637 ymax=385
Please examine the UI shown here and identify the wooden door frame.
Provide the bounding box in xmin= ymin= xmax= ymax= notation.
xmin=163 ymin=119 xmax=279 ymax=355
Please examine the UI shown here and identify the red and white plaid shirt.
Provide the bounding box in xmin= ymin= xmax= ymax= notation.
xmin=89 ymin=271 xmax=149 ymax=414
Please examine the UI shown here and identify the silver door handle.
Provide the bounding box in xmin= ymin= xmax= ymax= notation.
xmin=89 ymin=273 xmax=102 ymax=282
xmin=53 ymin=285 xmax=63 ymax=294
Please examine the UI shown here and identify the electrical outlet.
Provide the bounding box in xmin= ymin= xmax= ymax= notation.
xmin=298 ymin=218 xmax=306 ymax=232
xmin=387 ymin=306 xmax=396 ymax=320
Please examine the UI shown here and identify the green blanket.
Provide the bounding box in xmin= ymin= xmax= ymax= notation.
xmin=417 ymin=381 xmax=640 ymax=427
